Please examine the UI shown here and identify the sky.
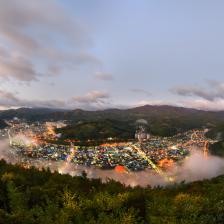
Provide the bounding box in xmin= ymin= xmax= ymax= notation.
xmin=0 ymin=0 xmax=224 ymax=111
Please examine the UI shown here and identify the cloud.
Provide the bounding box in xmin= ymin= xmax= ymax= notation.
xmin=169 ymin=80 xmax=224 ymax=110
xmin=178 ymin=99 xmax=224 ymax=111
xmin=94 ymin=72 xmax=113 ymax=81
xmin=171 ymin=86 xmax=216 ymax=101
xmin=0 ymin=90 xmax=18 ymax=102
xmin=130 ymin=88 xmax=151 ymax=96
xmin=0 ymin=0 xmax=100 ymax=82
xmin=171 ymin=80 xmax=224 ymax=101
xmin=0 ymin=90 xmax=66 ymax=109
xmin=1 ymin=88 xmax=224 ymax=111
xmin=72 ymin=91 xmax=110 ymax=106
xmin=136 ymin=99 xmax=175 ymax=107
xmin=0 ymin=47 xmax=39 ymax=81
xmin=0 ymin=89 xmax=111 ymax=110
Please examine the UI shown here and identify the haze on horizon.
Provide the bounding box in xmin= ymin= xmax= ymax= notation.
xmin=0 ymin=0 xmax=224 ymax=111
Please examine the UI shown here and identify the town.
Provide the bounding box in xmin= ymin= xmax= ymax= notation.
xmin=0 ymin=118 xmax=215 ymax=173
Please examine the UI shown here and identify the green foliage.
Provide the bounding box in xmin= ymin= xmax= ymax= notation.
xmin=209 ymin=140 xmax=224 ymax=157
xmin=206 ymin=123 xmax=224 ymax=140
xmin=0 ymin=119 xmax=8 ymax=129
xmin=0 ymin=160 xmax=223 ymax=223
xmin=2 ymin=106 xmax=224 ymax=138
xmin=58 ymin=119 xmax=136 ymax=142
xmin=206 ymin=123 xmax=224 ymax=157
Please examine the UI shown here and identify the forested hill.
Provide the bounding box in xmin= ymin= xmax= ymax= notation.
xmin=1 ymin=105 xmax=224 ymax=124
xmin=1 ymin=105 xmax=224 ymax=137
xmin=58 ymin=119 xmax=136 ymax=142
xmin=207 ymin=124 xmax=224 ymax=157
xmin=0 ymin=119 xmax=8 ymax=129
xmin=0 ymin=160 xmax=223 ymax=223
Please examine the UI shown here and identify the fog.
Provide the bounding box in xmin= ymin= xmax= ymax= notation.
xmin=0 ymin=138 xmax=224 ymax=187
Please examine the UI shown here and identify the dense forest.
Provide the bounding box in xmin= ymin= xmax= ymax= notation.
xmin=207 ymin=124 xmax=224 ymax=157
xmin=1 ymin=105 xmax=224 ymax=131
xmin=0 ymin=120 xmax=8 ymax=129
xmin=2 ymin=105 xmax=224 ymax=138
xmin=209 ymin=141 xmax=224 ymax=157
xmin=0 ymin=160 xmax=224 ymax=223
xmin=57 ymin=119 xmax=136 ymax=143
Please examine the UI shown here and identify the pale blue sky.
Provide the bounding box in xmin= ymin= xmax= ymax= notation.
xmin=0 ymin=0 xmax=224 ymax=110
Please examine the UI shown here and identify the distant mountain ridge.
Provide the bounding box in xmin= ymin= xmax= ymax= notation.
xmin=0 ymin=105 xmax=224 ymax=137
xmin=0 ymin=105 xmax=223 ymax=122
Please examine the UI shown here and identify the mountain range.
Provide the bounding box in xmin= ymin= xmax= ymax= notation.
xmin=0 ymin=105 xmax=224 ymax=123
xmin=1 ymin=105 xmax=224 ymax=137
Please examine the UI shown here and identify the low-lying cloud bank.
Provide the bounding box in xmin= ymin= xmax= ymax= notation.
xmin=0 ymin=138 xmax=224 ymax=187
xmin=0 ymin=89 xmax=111 ymax=110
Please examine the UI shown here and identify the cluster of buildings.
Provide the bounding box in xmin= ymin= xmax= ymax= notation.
xmin=1 ymin=118 xmax=215 ymax=172
xmin=14 ymin=144 xmax=149 ymax=171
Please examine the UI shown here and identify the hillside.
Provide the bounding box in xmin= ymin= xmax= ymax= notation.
xmin=0 ymin=108 xmax=68 ymax=121
xmin=1 ymin=105 xmax=224 ymax=137
xmin=58 ymin=119 xmax=136 ymax=143
xmin=1 ymin=105 xmax=224 ymax=123
xmin=0 ymin=119 xmax=8 ymax=129
xmin=207 ymin=124 xmax=224 ymax=157
xmin=209 ymin=141 xmax=224 ymax=157
xmin=0 ymin=160 xmax=224 ymax=223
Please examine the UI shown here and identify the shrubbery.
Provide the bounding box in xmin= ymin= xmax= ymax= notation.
xmin=0 ymin=160 xmax=224 ymax=223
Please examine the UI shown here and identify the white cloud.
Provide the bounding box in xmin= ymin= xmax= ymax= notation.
xmin=72 ymin=91 xmax=110 ymax=109
xmin=0 ymin=47 xmax=39 ymax=81
xmin=130 ymin=88 xmax=151 ymax=96
xmin=135 ymin=99 xmax=176 ymax=107
xmin=0 ymin=0 xmax=100 ymax=82
xmin=178 ymin=99 xmax=224 ymax=111
xmin=171 ymin=80 xmax=224 ymax=101
xmin=94 ymin=72 xmax=113 ymax=81
xmin=0 ymin=89 xmax=111 ymax=110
